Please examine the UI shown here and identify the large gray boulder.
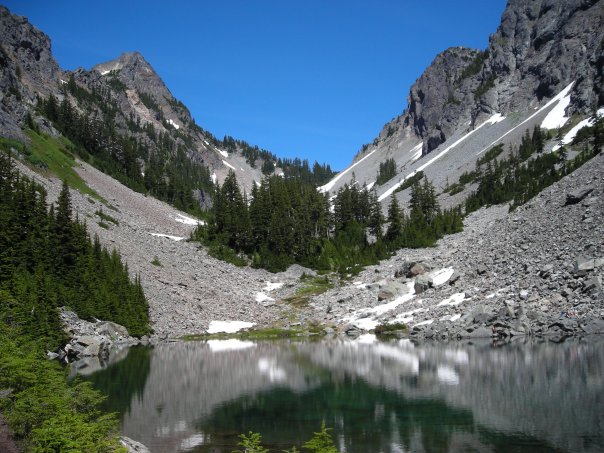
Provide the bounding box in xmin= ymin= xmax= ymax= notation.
xmin=414 ymin=275 xmax=432 ymax=294
xmin=565 ymin=186 xmax=594 ymax=205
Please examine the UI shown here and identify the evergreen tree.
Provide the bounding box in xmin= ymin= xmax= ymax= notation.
xmin=385 ymin=195 xmax=403 ymax=243
xmin=368 ymin=190 xmax=383 ymax=240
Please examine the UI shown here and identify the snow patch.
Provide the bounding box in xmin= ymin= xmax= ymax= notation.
xmin=379 ymin=114 xmax=504 ymax=202
xmin=222 ymin=160 xmax=236 ymax=171
xmin=207 ymin=339 xmax=255 ymax=352
xmin=218 ymin=149 xmax=229 ymax=158
xmin=263 ymin=282 xmax=284 ymax=292
xmin=211 ymin=172 xmax=217 ymax=184
xmin=255 ymin=292 xmax=274 ymax=303
xmin=411 ymin=142 xmax=423 ymax=161
xmin=450 ymin=314 xmax=462 ymax=322
xmin=344 ymin=282 xmax=416 ymax=330
xmin=318 ymin=147 xmax=380 ymax=193
xmin=552 ymin=108 xmax=604 ymax=151
xmin=437 ymin=292 xmax=466 ymax=307
xmin=477 ymin=81 xmax=575 ymax=155
xmin=167 ymin=119 xmax=180 ymax=130
xmin=541 ymin=85 xmax=573 ymax=130
xmin=175 ymin=214 xmax=204 ymax=226
xmin=429 ymin=267 xmax=455 ymax=286
xmin=207 ymin=320 xmax=254 ymax=334
xmin=414 ymin=319 xmax=433 ymax=327
xmin=149 ymin=233 xmax=185 ymax=241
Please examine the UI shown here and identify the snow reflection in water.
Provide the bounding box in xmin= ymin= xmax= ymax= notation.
xmin=84 ymin=337 xmax=604 ymax=453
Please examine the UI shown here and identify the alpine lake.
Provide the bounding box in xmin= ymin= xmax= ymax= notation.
xmin=76 ymin=335 xmax=604 ymax=453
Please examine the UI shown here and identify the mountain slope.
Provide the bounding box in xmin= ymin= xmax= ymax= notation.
xmin=0 ymin=5 xmax=305 ymax=202
xmin=321 ymin=0 xmax=604 ymax=205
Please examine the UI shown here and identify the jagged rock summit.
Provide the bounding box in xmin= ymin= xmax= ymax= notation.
xmin=388 ymin=0 xmax=604 ymax=156
xmin=321 ymin=0 xmax=604 ymax=203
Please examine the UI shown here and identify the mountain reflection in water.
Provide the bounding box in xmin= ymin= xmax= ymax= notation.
xmin=83 ymin=336 xmax=604 ymax=453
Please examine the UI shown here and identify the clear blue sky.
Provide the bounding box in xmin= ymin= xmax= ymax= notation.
xmin=5 ymin=1 xmax=507 ymax=170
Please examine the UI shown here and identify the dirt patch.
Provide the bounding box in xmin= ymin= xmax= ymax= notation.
xmin=0 ymin=413 xmax=20 ymax=453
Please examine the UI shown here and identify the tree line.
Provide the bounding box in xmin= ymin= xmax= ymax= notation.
xmin=0 ymin=151 xmax=150 ymax=350
xmin=196 ymin=172 xmax=462 ymax=273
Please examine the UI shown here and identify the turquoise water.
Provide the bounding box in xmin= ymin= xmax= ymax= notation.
xmin=83 ymin=336 xmax=604 ymax=452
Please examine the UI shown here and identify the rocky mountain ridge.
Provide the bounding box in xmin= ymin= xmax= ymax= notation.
xmin=383 ymin=0 xmax=603 ymax=156
xmin=322 ymin=0 xmax=604 ymax=206
xmin=0 ymin=5 xmax=272 ymax=193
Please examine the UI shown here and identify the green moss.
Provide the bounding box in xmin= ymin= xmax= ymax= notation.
xmin=183 ymin=323 xmax=326 ymax=341
xmin=283 ymin=275 xmax=334 ymax=307
xmin=374 ymin=322 xmax=408 ymax=339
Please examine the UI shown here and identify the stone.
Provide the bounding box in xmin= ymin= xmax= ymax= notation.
xmin=575 ymin=257 xmax=596 ymax=273
xmin=120 ymin=436 xmax=151 ymax=453
xmin=96 ymin=321 xmax=129 ymax=339
xmin=579 ymin=319 xmax=604 ymax=334
xmin=583 ymin=276 xmax=602 ymax=293
xmin=476 ymin=265 xmax=488 ymax=275
xmin=414 ymin=275 xmax=432 ymax=294
xmin=519 ymin=290 xmax=529 ymax=300
xmin=461 ymin=326 xmax=492 ymax=339
xmin=565 ymin=186 xmax=594 ymax=205
xmin=409 ymin=263 xmax=427 ymax=277
xmin=448 ymin=271 xmax=461 ymax=285
xmin=377 ymin=280 xmax=405 ymax=301
xmin=540 ymin=264 xmax=554 ymax=278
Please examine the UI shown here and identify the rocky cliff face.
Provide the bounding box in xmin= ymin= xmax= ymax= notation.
xmin=0 ymin=6 xmax=62 ymax=139
xmin=374 ymin=0 xmax=604 ymax=157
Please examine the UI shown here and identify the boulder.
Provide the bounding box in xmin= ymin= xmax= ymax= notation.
xmin=583 ymin=276 xmax=602 ymax=294
xmin=409 ymin=263 xmax=428 ymax=277
xmin=461 ymin=326 xmax=492 ymax=339
xmin=565 ymin=186 xmax=594 ymax=205
xmin=575 ymin=256 xmax=596 ymax=273
xmin=580 ymin=319 xmax=604 ymax=334
xmin=377 ymin=280 xmax=405 ymax=301
xmin=448 ymin=271 xmax=461 ymax=285
xmin=414 ymin=275 xmax=431 ymax=294
xmin=96 ymin=321 xmax=129 ymax=339
xmin=120 ymin=436 xmax=150 ymax=453
xmin=476 ymin=265 xmax=488 ymax=276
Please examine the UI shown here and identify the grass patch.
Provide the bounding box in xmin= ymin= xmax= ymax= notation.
xmin=182 ymin=323 xmax=325 ymax=341
xmin=374 ymin=322 xmax=408 ymax=339
xmin=97 ymin=221 xmax=110 ymax=229
xmin=1 ymin=131 xmax=111 ymax=206
xmin=95 ymin=209 xmax=119 ymax=225
xmin=151 ymin=256 xmax=162 ymax=267
xmin=283 ymin=275 xmax=334 ymax=307
xmin=207 ymin=243 xmax=248 ymax=267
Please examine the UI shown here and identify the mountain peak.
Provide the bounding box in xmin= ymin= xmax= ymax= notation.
xmin=93 ymin=51 xmax=153 ymax=76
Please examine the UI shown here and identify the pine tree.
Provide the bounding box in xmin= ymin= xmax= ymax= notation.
xmin=368 ymin=190 xmax=383 ymax=240
xmin=385 ymin=195 xmax=403 ymax=243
